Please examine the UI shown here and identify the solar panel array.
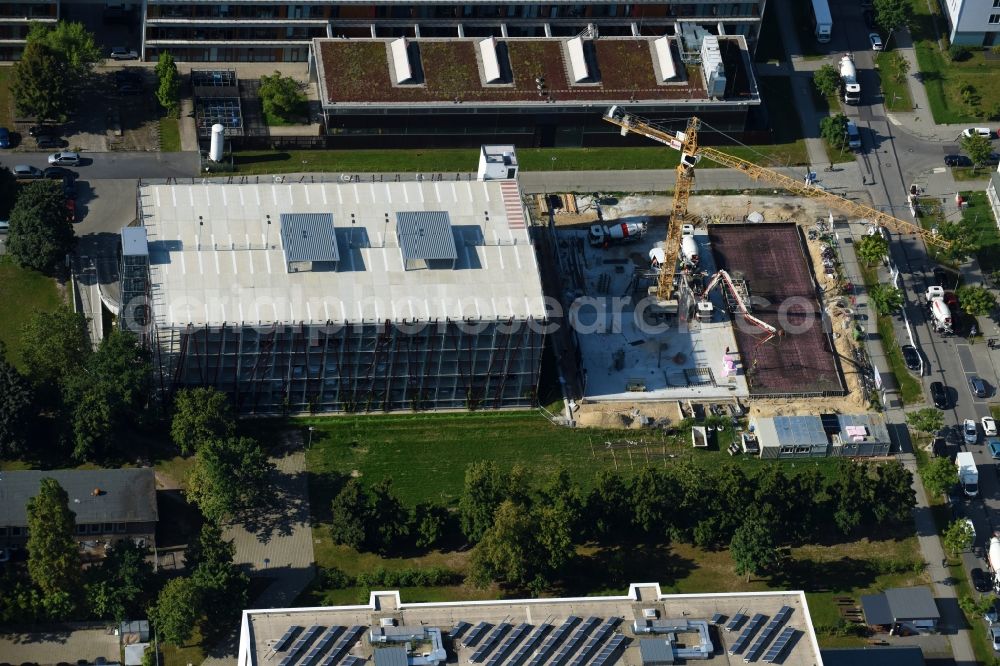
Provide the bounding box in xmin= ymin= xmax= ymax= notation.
xmin=744 ymin=606 xmax=793 ymax=663
xmin=506 ymin=623 xmax=552 ymax=666
xmin=590 ymin=634 xmax=627 ymax=666
xmin=486 ymin=623 xmax=531 ymax=666
xmin=302 ymin=626 xmax=345 ymax=666
xmin=471 ymin=623 xmax=511 ymax=662
xmin=726 ymin=611 xmax=749 ymax=632
xmin=450 ymin=621 xmax=472 ymax=641
xmin=341 ymin=657 xmax=367 ymax=666
xmin=728 ymin=614 xmax=766 ymax=655
xmin=280 ymin=625 xmax=323 ymax=666
xmin=318 ymin=625 xmax=365 ymax=666
xmin=569 ymin=617 xmax=620 ymax=666
xmin=762 ymin=627 xmax=796 ymax=663
xmin=465 ymin=622 xmax=492 ymax=647
xmin=550 ymin=616 xmax=600 ymax=666
xmin=527 ymin=616 xmax=580 ymax=666
xmin=274 ymin=626 xmax=301 ymax=652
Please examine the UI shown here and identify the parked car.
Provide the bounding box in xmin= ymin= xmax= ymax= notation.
xmin=0 ymin=220 xmax=8 ymax=233
xmin=973 ymin=568 xmax=993 ymax=593
xmin=35 ymin=135 xmax=63 ymax=149
xmin=970 ymin=376 xmax=988 ymax=399
xmin=986 ymin=600 xmax=999 ymax=625
xmin=988 ymin=438 xmax=1000 ymax=459
xmin=109 ymin=47 xmax=138 ymax=60
xmin=0 ymin=127 xmax=9 ymax=148
xmin=62 ymin=175 xmax=77 ymax=199
xmin=984 ymin=417 xmax=997 ymax=437
xmin=28 ymin=125 xmax=57 ymax=137
xmin=862 ymin=9 xmax=876 ymax=28
xmin=931 ymin=381 xmax=949 ymax=409
xmin=47 ymin=151 xmax=81 ymax=166
xmin=43 ymin=166 xmax=75 ymax=180
xmin=12 ymin=164 xmax=43 ymax=180
xmin=869 ymin=32 xmax=883 ymax=50
xmin=991 ymin=626 xmax=1000 ymax=652
xmin=944 ymin=154 xmax=973 ymax=167
xmin=901 ymin=345 xmax=920 ymax=372
xmin=965 ymin=418 xmax=979 ymax=444
xmin=962 ymin=127 xmax=994 ymax=139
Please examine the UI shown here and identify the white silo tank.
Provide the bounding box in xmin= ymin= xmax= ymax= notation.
xmin=209 ymin=123 xmax=225 ymax=162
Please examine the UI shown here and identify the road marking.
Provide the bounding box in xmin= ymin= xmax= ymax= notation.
xmin=933 ymin=167 xmax=947 ymax=174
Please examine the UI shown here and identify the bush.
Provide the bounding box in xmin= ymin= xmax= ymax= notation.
xmin=949 ymin=45 xmax=971 ymax=62
xmin=319 ymin=567 xmax=355 ymax=590
xmin=354 ymin=567 xmax=462 ymax=589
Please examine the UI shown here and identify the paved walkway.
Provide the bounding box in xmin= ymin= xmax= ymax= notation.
xmin=0 ymin=625 xmax=121 ymax=665
xmin=202 ymin=443 xmax=315 ymax=666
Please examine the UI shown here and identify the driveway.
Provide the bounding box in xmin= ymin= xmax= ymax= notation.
xmin=0 ymin=624 xmax=120 ymax=664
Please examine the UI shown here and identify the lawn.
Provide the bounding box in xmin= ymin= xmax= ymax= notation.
xmin=858 ymin=262 xmax=923 ymax=404
xmin=910 ymin=0 xmax=1000 ymax=123
xmin=920 ymin=191 xmax=1000 ymax=272
xmin=159 ymin=116 xmax=181 ymax=152
xmin=951 ymin=167 xmax=996 ymax=182
xmin=0 ymin=257 xmax=62 ymax=369
xmin=228 ymin=140 xmax=812 ymax=175
xmin=874 ymin=50 xmax=914 ymax=112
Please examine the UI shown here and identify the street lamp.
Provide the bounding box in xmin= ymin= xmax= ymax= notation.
xmin=550 ymin=156 xmax=557 ymax=171
xmin=307 ymin=426 xmax=315 ymax=450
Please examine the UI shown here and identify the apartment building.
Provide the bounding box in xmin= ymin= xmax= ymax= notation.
xmin=140 ymin=0 xmax=767 ymax=62
xmin=0 ymin=0 xmax=59 ymax=59
xmin=941 ymin=0 xmax=1000 ymax=46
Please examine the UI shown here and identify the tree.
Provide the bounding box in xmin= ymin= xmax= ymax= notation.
xmin=0 ymin=343 xmax=34 ymax=457
xmin=150 ymin=577 xmax=202 ymax=646
xmin=962 ymin=133 xmax=994 ymax=171
xmin=85 ymin=541 xmax=153 ymax=622
xmin=6 ymin=179 xmax=76 ymax=274
xmin=872 ymin=462 xmax=916 ymax=525
xmin=26 ymin=478 xmax=80 ymax=618
xmin=63 ymin=329 xmax=151 ymax=461
xmin=730 ymin=516 xmax=778 ymax=582
xmin=942 ymin=518 xmax=975 ymax=555
xmin=186 ymin=523 xmax=248 ymax=630
xmin=813 ymin=64 xmax=840 ymax=98
xmin=459 ymin=461 xmax=530 ymax=543
xmin=856 ymin=234 xmax=888 ymax=266
xmin=820 ymin=113 xmax=850 ymax=151
xmin=868 ymin=283 xmax=903 ymax=315
xmin=26 ymin=21 xmax=101 ymax=84
xmin=367 ymin=478 xmax=410 ymax=553
xmin=959 ymin=594 xmax=996 ymax=617
xmin=20 ymin=306 xmax=90 ymax=397
xmin=11 ymin=42 xmax=72 ymax=123
xmin=187 ymin=436 xmax=275 ymax=524
xmin=329 ymin=479 xmax=369 ymax=550
xmin=920 ymin=456 xmax=957 ymax=498
xmin=587 ymin=470 xmax=633 ymax=542
xmin=936 ymin=220 xmax=977 ymax=263
xmin=155 ymin=52 xmax=180 ymax=117
xmin=956 ymin=285 xmax=997 ymax=316
xmin=539 ymin=467 xmax=584 ymax=539
xmin=412 ymin=503 xmax=450 ymax=549
xmin=874 ymin=0 xmax=909 ymax=33
xmin=906 ymin=408 xmax=945 ymax=434
xmin=831 ymin=460 xmax=874 ymax=535
xmin=171 ymin=387 xmax=235 ymax=455
xmin=258 ymin=71 xmax=307 ymax=122
xmin=468 ymin=500 xmax=567 ymax=590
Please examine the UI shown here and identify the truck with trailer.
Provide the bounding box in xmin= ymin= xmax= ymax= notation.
xmin=810 ymin=0 xmax=833 ymax=42
xmin=926 ymin=286 xmax=954 ymax=333
xmin=839 ymin=55 xmax=860 ymax=104
xmin=957 ymin=451 xmax=979 ymax=498
xmin=588 ymin=221 xmax=647 ymax=247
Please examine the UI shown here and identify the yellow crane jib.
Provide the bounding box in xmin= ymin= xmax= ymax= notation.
xmin=601 ymin=106 xmax=951 ymax=251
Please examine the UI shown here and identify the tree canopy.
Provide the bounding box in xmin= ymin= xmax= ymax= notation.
xmin=812 ymin=64 xmax=840 ymax=99
xmin=155 ymin=52 xmax=180 ymax=116
xmin=956 ymin=285 xmax=996 ymax=317
xmin=906 ymin=408 xmax=944 ymax=434
xmin=26 ymin=478 xmax=80 ymax=618
xmin=6 ymin=179 xmax=76 ymax=274
xmin=874 ymin=0 xmax=909 ymax=33
xmin=920 ymin=456 xmax=957 ymax=498
xmin=171 ymin=387 xmax=235 ymax=455
xmin=258 ymin=71 xmax=307 ymax=122
xmin=459 ymin=461 xmax=530 ymax=542
xmin=329 ymin=478 xmax=411 ymax=553
xmin=961 ymin=133 xmax=994 ymax=170
xmin=856 ymin=234 xmax=888 ymax=266
xmin=820 ymin=114 xmax=850 ymax=150
xmin=26 ymin=21 xmax=101 ymax=82
xmin=150 ymin=577 xmax=202 ymax=646
xmin=85 ymin=541 xmax=153 ymax=622
xmin=20 ymin=306 xmax=90 ymax=395
xmin=942 ymin=518 xmax=974 ymax=555
xmin=188 ymin=436 xmax=274 ymax=523
xmin=868 ymin=284 xmax=903 ymax=315
xmin=0 ymin=343 xmax=33 ymax=457
xmin=730 ymin=516 xmax=778 ymax=582
xmin=11 ymin=42 xmax=73 ymax=123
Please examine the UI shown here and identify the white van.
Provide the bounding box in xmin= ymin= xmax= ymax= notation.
xmin=0 ymin=220 xmax=8 ymax=234
xmin=846 ymin=121 xmax=862 ymax=150
xmin=962 ymin=127 xmax=993 ymax=139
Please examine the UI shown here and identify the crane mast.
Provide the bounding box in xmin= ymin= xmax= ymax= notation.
xmin=602 ymin=107 xmax=950 ymax=258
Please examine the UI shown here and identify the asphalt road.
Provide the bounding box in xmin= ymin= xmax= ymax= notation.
xmin=0 ymin=151 xmax=197 ymax=181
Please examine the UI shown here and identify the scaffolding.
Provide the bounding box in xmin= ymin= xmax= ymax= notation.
xmin=153 ymin=317 xmax=546 ymax=414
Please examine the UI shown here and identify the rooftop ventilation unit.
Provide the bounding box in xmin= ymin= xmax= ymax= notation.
xmin=700 ymin=35 xmax=726 ymax=99
xmin=391 ymin=37 xmax=414 ymax=83
xmin=479 ymin=37 xmax=502 ymax=83
xmin=653 ymin=37 xmax=677 ymax=81
xmin=279 ymin=213 xmax=340 ymax=273
xmin=396 ymin=211 xmax=458 ymax=271
xmin=567 ymin=36 xmax=590 ymax=83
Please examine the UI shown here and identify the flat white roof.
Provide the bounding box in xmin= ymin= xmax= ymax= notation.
xmin=139 ymin=179 xmax=545 ymax=328
xmin=479 ymin=36 xmax=502 ymax=83
xmin=653 ymin=36 xmax=676 ymax=81
xmin=567 ymin=36 xmax=589 ymax=82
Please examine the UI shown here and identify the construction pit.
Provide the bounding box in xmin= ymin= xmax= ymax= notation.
xmin=538 ymin=193 xmax=870 ymax=428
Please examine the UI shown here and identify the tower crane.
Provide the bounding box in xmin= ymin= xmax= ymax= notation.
xmin=602 ymin=106 xmax=951 ymax=307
